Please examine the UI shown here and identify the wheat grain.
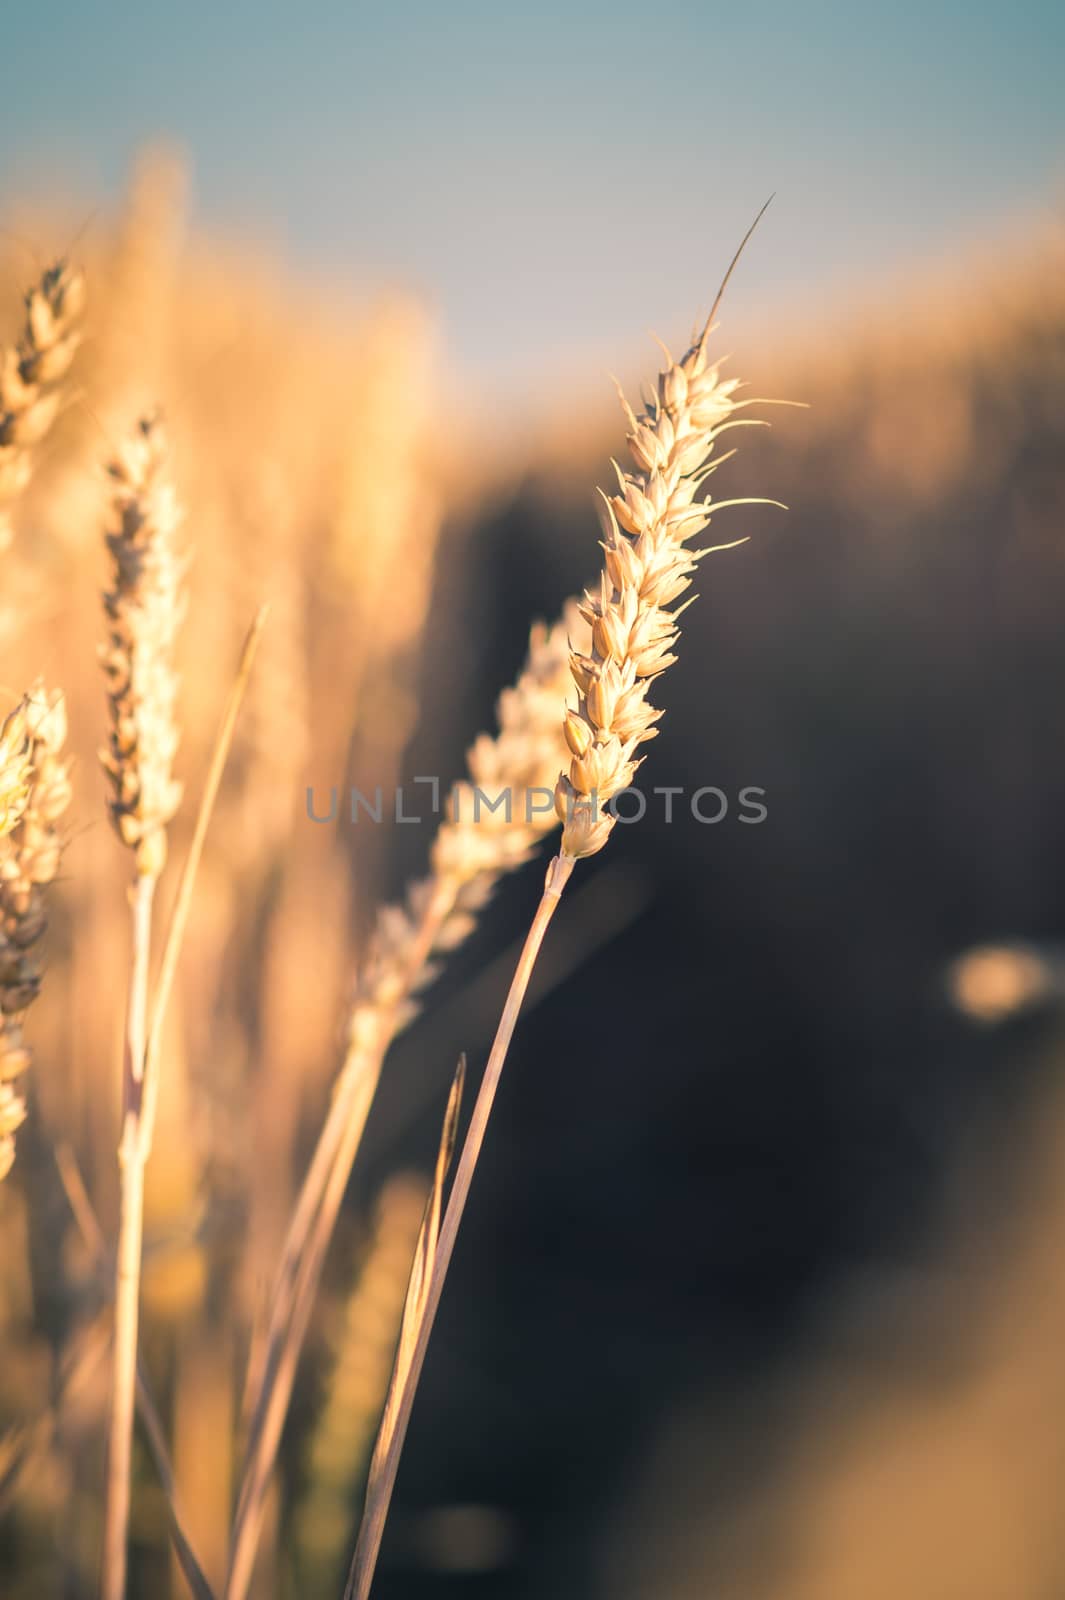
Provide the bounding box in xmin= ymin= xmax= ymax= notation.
xmin=99 ymin=412 xmax=184 ymax=879
xmin=0 ymin=685 xmax=71 ymax=1182
xmin=356 ymin=608 xmax=578 ymax=1023
xmin=0 ymin=697 xmax=33 ymax=841
xmin=555 ymin=327 xmax=776 ymax=856
xmin=0 ymin=260 xmax=85 ymax=548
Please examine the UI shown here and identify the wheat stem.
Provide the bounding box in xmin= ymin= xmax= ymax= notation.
xmin=345 ymin=853 xmax=572 ymax=1600
xmin=141 ymin=605 xmax=268 ymax=1161
xmin=54 ymin=1144 xmax=218 ymax=1599
xmin=225 ymin=1070 xmax=379 ymax=1600
xmin=226 ymin=882 xmax=452 ymax=1600
xmin=103 ymin=871 xmax=155 ymax=1600
xmin=294 ymin=1176 xmax=428 ymax=1589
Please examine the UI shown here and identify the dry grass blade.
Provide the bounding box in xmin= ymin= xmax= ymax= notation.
xmin=294 ymin=1176 xmax=429 ymax=1587
xmin=344 ymin=1055 xmax=465 ymax=1600
xmin=226 ymin=1056 xmax=389 ymax=1600
xmin=140 ymin=604 xmax=268 ymax=1157
xmin=134 ymin=1362 xmax=218 ymax=1600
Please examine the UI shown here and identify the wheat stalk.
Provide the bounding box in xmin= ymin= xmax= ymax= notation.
xmin=344 ymin=1059 xmax=464 ymax=1600
xmin=0 ymin=684 xmax=71 ymax=1182
xmin=293 ymin=1173 xmax=429 ymax=1589
xmin=347 ymin=212 xmax=784 ymax=1598
xmin=100 ymin=412 xmax=185 ymax=1600
xmin=0 ymin=260 xmax=85 ymax=548
xmin=225 ymin=616 xmax=573 ymax=1600
xmin=53 ymin=1144 xmax=218 ymax=1600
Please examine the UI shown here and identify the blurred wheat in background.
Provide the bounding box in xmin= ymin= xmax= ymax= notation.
xmin=1 ymin=76 xmax=1065 ymax=1598
xmin=0 ymin=147 xmax=457 ymax=1595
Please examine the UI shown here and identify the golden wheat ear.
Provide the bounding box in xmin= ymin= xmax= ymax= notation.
xmin=0 ymin=259 xmax=85 ymax=548
xmin=0 ymin=683 xmax=72 ymax=1182
xmin=557 ymin=318 xmax=782 ymax=857
xmin=99 ymin=410 xmax=184 ymax=880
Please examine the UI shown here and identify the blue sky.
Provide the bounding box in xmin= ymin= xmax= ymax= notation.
xmin=3 ymin=0 xmax=1063 ymax=394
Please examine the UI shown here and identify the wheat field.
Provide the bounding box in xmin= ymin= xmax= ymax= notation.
xmin=2 ymin=138 xmax=1065 ymax=1600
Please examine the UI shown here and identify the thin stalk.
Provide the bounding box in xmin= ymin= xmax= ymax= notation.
xmin=225 ymin=1062 xmax=381 ymax=1600
xmin=102 ymin=870 xmax=156 ymax=1600
xmin=141 ymin=605 xmax=268 ymax=1159
xmin=55 ymin=1144 xmax=217 ymax=1599
xmin=135 ymin=1359 xmax=218 ymax=1600
xmin=345 ymin=852 xmax=574 ymax=1600
xmin=240 ymin=878 xmax=455 ymax=1429
xmin=227 ymin=883 xmax=456 ymax=1600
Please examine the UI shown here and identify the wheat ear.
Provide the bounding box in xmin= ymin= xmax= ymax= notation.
xmin=100 ymin=413 xmax=184 ymax=1600
xmin=0 ymin=685 xmax=71 ymax=1181
xmin=0 ymin=259 xmax=85 ymax=547
xmin=225 ymin=617 xmax=572 ymax=1600
xmin=349 ymin=245 xmax=783 ymax=1596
